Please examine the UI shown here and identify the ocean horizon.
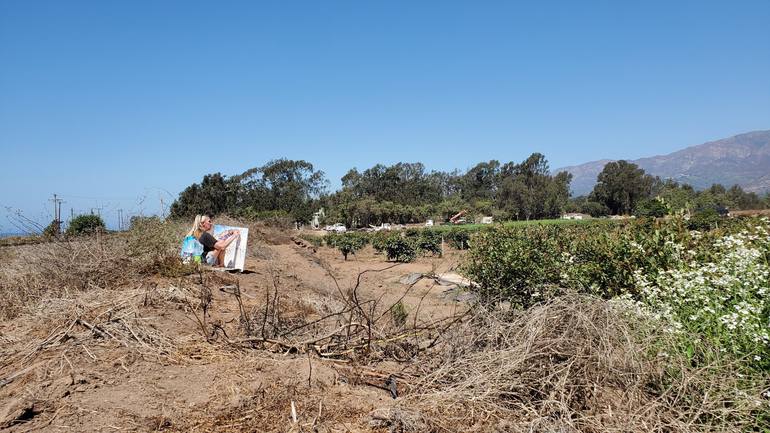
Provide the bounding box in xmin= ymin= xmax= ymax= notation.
xmin=0 ymin=232 xmax=28 ymax=239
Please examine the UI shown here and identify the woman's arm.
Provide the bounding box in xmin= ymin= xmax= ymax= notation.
xmin=214 ymin=230 xmax=239 ymax=250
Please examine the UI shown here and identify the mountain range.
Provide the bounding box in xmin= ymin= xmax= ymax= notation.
xmin=556 ymin=130 xmax=770 ymax=196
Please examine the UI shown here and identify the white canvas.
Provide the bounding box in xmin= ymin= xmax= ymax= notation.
xmin=213 ymin=224 xmax=249 ymax=271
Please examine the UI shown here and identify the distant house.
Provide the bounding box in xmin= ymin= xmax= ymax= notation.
xmin=562 ymin=213 xmax=589 ymax=220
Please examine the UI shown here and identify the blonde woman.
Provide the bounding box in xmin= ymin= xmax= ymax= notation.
xmin=189 ymin=214 xmax=240 ymax=266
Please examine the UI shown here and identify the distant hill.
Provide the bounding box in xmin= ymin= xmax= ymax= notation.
xmin=556 ymin=130 xmax=770 ymax=196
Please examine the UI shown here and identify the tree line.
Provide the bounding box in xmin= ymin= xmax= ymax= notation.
xmin=169 ymin=156 xmax=770 ymax=226
xmin=567 ymin=160 xmax=769 ymax=218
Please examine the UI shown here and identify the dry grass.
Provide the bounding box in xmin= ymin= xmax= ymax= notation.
xmin=1 ymin=287 xmax=179 ymax=371
xmin=391 ymin=296 xmax=768 ymax=433
xmin=0 ymin=219 xmax=188 ymax=319
xmin=0 ymin=236 xmax=135 ymax=319
xmin=174 ymin=382 xmax=371 ymax=433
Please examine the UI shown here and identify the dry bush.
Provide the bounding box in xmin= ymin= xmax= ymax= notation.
xmin=391 ymin=296 xmax=768 ymax=433
xmin=0 ymin=236 xmax=133 ymax=319
xmin=0 ymin=219 xmax=188 ymax=319
xmin=126 ymin=217 xmax=189 ymax=274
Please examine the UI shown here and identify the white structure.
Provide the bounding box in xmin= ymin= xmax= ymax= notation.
xmin=480 ymin=216 xmax=494 ymax=224
xmin=324 ymin=223 xmax=347 ymax=233
xmin=562 ymin=213 xmax=588 ymax=220
xmin=311 ymin=208 xmax=325 ymax=229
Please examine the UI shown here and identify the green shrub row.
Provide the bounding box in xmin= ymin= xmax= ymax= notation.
xmin=463 ymin=216 xmax=770 ymax=370
xmin=322 ymin=229 xmax=455 ymax=262
xmin=463 ymin=216 xmax=758 ymax=307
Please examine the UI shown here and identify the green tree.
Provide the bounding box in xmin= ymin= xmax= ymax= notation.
xmin=591 ymin=161 xmax=655 ymax=215
xmin=66 ymin=214 xmax=105 ymax=236
xmin=726 ymin=185 xmax=762 ymax=210
xmin=581 ymin=201 xmax=610 ymax=217
xmin=248 ymin=159 xmax=327 ymax=223
xmin=460 ymin=160 xmax=501 ymax=201
xmin=169 ymin=172 xmax=240 ymax=218
xmin=497 ymin=153 xmax=572 ymax=220
xmin=331 ymin=162 xmax=455 ymax=227
xmin=341 ymin=162 xmax=444 ymax=204
xmin=326 ymin=232 xmax=368 ymax=260
xmin=656 ymin=180 xmax=696 ymax=214
xmin=634 ymin=198 xmax=668 ymax=218
xmin=170 ymin=159 xmax=327 ymax=224
xmin=566 ymin=196 xmax=609 ymax=217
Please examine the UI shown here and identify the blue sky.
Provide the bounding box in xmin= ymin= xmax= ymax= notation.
xmin=1 ymin=0 xmax=769 ymax=230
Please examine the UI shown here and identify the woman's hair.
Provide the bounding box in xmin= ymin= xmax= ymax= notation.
xmin=187 ymin=214 xmax=209 ymax=238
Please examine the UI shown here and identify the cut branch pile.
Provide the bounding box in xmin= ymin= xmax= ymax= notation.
xmin=0 ymin=287 xmax=179 ymax=393
xmin=212 ymin=263 xmax=468 ymax=362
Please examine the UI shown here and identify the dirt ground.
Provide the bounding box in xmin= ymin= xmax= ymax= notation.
xmin=0 ymin=230 xmax=470 ymax=432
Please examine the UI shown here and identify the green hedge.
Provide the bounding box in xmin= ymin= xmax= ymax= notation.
xmin=462 ymin=216 xmax=751 ymax=307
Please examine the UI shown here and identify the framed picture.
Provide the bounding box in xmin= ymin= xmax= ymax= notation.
xmin=213 ymin=224 xmax=249 ymax=271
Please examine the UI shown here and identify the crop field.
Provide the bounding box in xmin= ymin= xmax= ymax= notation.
xmin=0 ymin=215 xmax=768 ymax=432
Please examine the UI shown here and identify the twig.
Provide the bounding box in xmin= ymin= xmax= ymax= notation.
xmin=311 ymin=399 xmax=323 ymax=427
xmin=0 ymin=362 xmax=45 ymax=388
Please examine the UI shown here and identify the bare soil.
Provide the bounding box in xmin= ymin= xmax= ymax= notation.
xmin=0 ymin=231 xmax=468 ymax=432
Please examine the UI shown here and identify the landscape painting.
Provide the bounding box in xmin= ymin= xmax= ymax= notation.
xmin=212 ymin=224 xmax=248 ymax=271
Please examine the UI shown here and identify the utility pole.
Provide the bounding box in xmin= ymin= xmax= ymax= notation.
xmin=49 ymin=194 xmax=64 ymax=234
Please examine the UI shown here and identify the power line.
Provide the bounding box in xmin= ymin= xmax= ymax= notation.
xmin=56 ymin=193 xmax=139 ymax=201
xmin=49 ymin=193 xmax=64 ymax=234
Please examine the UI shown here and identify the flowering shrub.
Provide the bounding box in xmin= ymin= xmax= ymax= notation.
xmin=464 ymin=217 xmax=770 ymax=425
xmin=465 ymin=217 xmax=770 ymax=367
xmin=633 ymin=221 xmax=770 ymax=371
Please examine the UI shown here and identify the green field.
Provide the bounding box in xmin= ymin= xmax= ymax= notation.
xmin=426 ymin=217 xmax=615 ymax=232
